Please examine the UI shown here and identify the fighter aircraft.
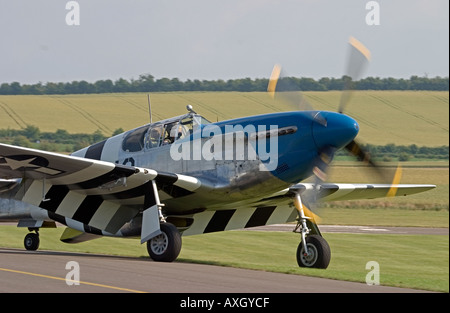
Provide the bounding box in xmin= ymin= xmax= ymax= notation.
xmin=0 ymin=38 xmax=435 ymax=268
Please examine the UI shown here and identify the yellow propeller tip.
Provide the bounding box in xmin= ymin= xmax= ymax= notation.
xmin=386 ymin=165 xmax=403 ymax=197
xmin=303 ymin=206 xmax=322 ymax=224
xmin=349 ymin=36 xmax=371 ymax=61
xmin=267 ymin=64 xmax=282 ymax=98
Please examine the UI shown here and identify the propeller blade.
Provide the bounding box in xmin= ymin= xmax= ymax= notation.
xmin=267 ymin=64 xmax=328 ymax=126
xmin=386 ymin=165 xmax=403 ymax=197
xmin=267 ymin=64 xmax=314 ymax=112
xmin=344 ymin=139 xmax=377 ymax=167
xmin=345 ymin=139 xmax=404 ymax=193
xmin=338 ymin=36 xmax=371 ymax=114
xmin=267 ymin=64 xmax=281 ymax=99
xmin=339 ymin=38 xmax=403 ymax=197
xmin=344 ymin=139 xmax=387 ymax=182
xmin=312 ymin=146 xmax=336 ymax=183
xmin=302 ymin=146 xmax=336 ymax=222
xmin=293 ymin=192 xmax=321 ymax=223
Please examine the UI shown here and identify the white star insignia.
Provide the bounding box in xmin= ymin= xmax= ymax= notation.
xmin=0 ymin=156 xmax=63 ymax=176
xmin=0 ymin=157 xmax=40 ymax=170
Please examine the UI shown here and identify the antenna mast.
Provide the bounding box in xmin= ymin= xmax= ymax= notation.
xmin=147 ymin=94 xmax=152 ymax=123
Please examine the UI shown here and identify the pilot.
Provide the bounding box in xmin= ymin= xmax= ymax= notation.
xmin=149 ymin=127 xmax=162 ymax=148
xmin=162 ymin=124 xmax=175 ymax=145
xmin=175 ymin=124 xmax=188 ymax=140
xmin=169 ymin=126 xmax=180 ymax=143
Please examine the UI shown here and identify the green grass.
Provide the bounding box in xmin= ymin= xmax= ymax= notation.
xmin=0 ymin=91 xmax=448 ymax=146
xmin=181 ymin=231 xmax=449 ymax=292
xmin=0 ymin=226 xmax=448 ymax=292
xmin=320 ymin=208 xmax=448 ymax=228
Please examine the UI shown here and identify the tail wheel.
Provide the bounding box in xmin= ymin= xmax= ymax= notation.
xmin=24 ymin=232 xmax=40 ymax=251
xmin=296 ymin=235 xmax=331 ymax=269
xmin=147 ymin=223 xmax=182 ymax=262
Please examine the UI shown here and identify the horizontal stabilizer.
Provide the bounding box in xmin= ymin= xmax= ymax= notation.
xmin=60 ymin=227 xmax=101 ymax=244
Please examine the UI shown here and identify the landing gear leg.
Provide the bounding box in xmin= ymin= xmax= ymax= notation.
xmin=145 ymin=180 xmax=182 ymax=262
xmin=293 ymin=193 xmax=331 ymax=269
xmin=24 ymin=228 xmax=40 ymax=251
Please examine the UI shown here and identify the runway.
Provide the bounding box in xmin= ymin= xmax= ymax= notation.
xmin=0 ymin=247 xmax=432 ymax=293
xmin=248 ymin=224 xmax=449 ymax=235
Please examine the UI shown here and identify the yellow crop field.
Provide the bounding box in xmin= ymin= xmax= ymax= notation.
xmin=0 ymin=91 xmax=448 ymax=146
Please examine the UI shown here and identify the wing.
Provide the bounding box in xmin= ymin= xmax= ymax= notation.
xmin=175 ymin=182 xmax=436 ymax=236
xmin=289 ymin=183 xmax=436 ymax=201
xmin=254 ymin=182 xmax=436 ymax=206
xmin=0 ymin=143 xmax=204 ymax=235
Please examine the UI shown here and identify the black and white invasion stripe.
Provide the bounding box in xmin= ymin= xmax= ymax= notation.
xmin=15 ymin=160 xmax=202 ymax=235
xmin=180 ymin=204 xmax=298 ymax=236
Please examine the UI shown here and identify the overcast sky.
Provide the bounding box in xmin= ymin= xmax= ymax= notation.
xmin=0 ymin=0 xmax=448 ymax=84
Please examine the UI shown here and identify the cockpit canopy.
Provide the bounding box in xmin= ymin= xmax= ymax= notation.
xmin=122 ymin=113 xmax=210 ymax=153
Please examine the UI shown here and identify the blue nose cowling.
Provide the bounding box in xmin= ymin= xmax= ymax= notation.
xmin=312 ymin=112 xmax=359 ymax=149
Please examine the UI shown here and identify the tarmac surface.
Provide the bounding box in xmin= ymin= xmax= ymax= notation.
xmin=1 ymin=224 xmax=447 ymax=293
xmin=0 ymin=248 xmax=433 ymax=293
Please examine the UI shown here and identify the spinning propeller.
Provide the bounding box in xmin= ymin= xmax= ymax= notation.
xmin=268 ymin=36 xmax=403 ymax=221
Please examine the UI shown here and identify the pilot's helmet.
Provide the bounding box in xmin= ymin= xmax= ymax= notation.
xmin=170 ymin=126 xmax=178 ymax=138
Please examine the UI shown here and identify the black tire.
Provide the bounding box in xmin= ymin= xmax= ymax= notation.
xmin=147 ymin=223 xmax=182 ymax=262
xmin=24 ymin=233 xmax=40 ymax=251
xmin=296 ymin=235 xmax=331 ymax=269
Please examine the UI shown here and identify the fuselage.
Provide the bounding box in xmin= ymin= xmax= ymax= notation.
xmin=69 ymin=110 xmax=359 ymax=212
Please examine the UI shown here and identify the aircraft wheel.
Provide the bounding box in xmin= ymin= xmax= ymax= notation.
xmin=24 ymin=233 xmax=40 ymax=251
xmin=147 ymin=223 xmax=182 ymax=262
xmin=296 ymin=235 xmax=331 ymax=269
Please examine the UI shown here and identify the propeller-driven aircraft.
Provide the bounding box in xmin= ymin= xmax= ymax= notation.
xmin=0 ymin=38 xmax=435 ymax=268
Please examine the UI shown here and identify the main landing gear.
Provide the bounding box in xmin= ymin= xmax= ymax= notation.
xmin=294 ymin=193 xmax=331 ymax=269
xmin=144 ymin=180 xmax=182 ymax=262
xmin=296 ymin=234 xmax=331 ymax=269
xmin=147 ymin=222 xmax=182 ymax=262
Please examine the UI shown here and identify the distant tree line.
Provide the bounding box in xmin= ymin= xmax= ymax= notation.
xmin=1 ymin=126 xmax=448 ymax=161
xmin=0 ymin=74 xmax=448 ymax=95
xmin=336 ymin=143 xmax=449 ymax=162
xmin=0 ymin=126 xmax=111 ymax=152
